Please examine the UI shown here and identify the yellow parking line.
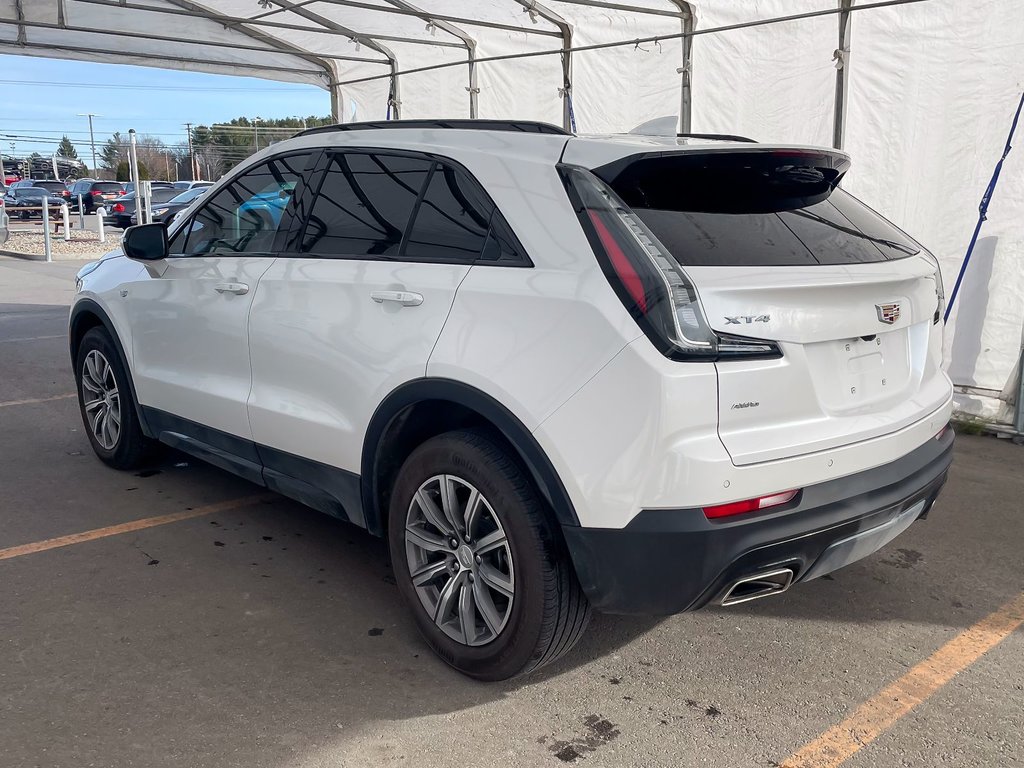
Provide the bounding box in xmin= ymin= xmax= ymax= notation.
xmin=0 ymin=494 xmax=272 ymax=561
xmin=781 ymin=591 xmax=1024 ymax=768
xmin=0 ymin=393 xmax=76 ymax=408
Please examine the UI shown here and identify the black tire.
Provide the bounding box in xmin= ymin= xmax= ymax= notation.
xmin=75 ymin=327 xmax=156 ymax=470
xmin=388 ymin=430 xmax=591 ymax=681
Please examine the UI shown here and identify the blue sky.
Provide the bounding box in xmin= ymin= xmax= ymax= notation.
xmin=0 ymin=54 xmax=329 ymax=162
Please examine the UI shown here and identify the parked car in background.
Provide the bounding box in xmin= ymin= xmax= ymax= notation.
xmin=2 ymin=186 xmax=67 ymax=218
xmin=172 ymin=180 xmax=213 ymax=192
xmin=9 ymin=179 xmax=71 ymax=202
xmin=124 ymin=181 xmax=176 ymax=196
xmin=133 ymin=186 xmax=209 ymax=225
xmin=105 ymin=187 xmax=181 ymax=230
xmin=0 ymin=199 xmax=8 ymax=245
xmin=69 ymin=180 xmax=125 ymax=214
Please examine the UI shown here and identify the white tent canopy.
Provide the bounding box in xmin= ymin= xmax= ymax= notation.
xmin=2 ymin=0 xmax=1023 ymax=424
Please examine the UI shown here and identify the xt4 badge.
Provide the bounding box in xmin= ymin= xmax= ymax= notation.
xmin=724 ymin=315 xmax=770 ymax=325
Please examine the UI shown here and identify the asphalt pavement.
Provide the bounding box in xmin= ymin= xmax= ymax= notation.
xmin=1 ymin=256 xmax=1021 ymax=768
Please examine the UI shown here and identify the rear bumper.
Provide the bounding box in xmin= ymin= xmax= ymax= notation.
xmin=562 ymin=428 xmax=953 ymax=615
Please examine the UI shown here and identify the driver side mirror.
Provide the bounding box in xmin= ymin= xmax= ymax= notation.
xmin=122 ymin=223 xmax=168 ymax=261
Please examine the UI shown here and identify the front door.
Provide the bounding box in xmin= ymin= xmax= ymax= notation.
xmin=126 ymin=152 xmax=314 ymax=443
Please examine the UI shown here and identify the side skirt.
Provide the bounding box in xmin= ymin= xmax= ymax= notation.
xmin=141 ymin=407 xmax=366 ymax=529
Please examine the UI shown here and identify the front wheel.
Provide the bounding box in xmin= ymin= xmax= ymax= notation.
xmin=75 ymin=327 xmax=156 ymax=470
xmin=388 ymin=430 xmax=591 ymax=681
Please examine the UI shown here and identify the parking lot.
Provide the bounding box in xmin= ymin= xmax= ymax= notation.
xmin=1 ymin=255 xmax=1021 ymax=768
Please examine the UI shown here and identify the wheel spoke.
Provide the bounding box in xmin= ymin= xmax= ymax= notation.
xmin=473 ymin=577 xmax=503 ymax=636
xmin=473 ymin=529 xmax=507 ymax=556
xmin=411 ymin=559 xmax=450 ymax=587
xmin=434 ymin=571 xmax=464 ymax=624
xmin=463 ymin=488 xmax=482 ymax=539
xmin=81 ymin=376 xmax=102 ymax=395
xmin=84 ymin=353 xmax=100 ymax=385
xmin=438 ymin=475 xmax=463 ymax=536
xmin=83 ymin=397 xmax=104 ymax=412
xmin=405 ymin=524 xmax=450 ymax=553
xmin=458 ymin=580 xmax=476 ymax=645
xmin=478 ymin=562 xmax=514 ymax=599
xmin=108 ymin=406 xmax=121 ymax=427
xmin=416 ymin=488 xmax=454 ymax=537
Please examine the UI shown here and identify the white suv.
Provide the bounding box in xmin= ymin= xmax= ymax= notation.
xmin=71 ymin=120 xmax=954 ymax=680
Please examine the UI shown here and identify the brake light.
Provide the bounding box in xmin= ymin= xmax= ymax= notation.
xmin=61 ymin=190 xmax=70 ymax=197
xmin=703 ymin=490 xmax=799 ymax=519
xmin=112 ymin=203 xmax=125 ymax=213
xmin=90 ymin=190 xmax=103 ymax=196
xmin=564 ymin=166 xmax=781 ymax=362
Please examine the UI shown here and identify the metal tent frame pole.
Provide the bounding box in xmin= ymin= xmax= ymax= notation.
xmin=833 ymin=0 xmax=854 ymax=150
xmin=512 ymin=1 xmax=573 ymax=132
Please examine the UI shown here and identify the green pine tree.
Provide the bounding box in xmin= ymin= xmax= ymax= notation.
xmin=57 ymin=135 xmax=79 ymax=160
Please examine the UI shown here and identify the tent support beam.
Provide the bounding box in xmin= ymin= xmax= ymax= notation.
xmin=266 ymin=0 xmax=563 ymax=37
xmin=512 ymin=1 xmax=573 ymax=132
xmin=379 ymin=0 xmax=478 ymax=118
xmin=0 ymin=40 xmax=327 ymax=78
xmin=833 ymin=0 xmax=853 ymax=150
xmin=269 ymin=0 xmax=402 ymax=120
xmin=667 ymin=2 xmax=695 ymax=134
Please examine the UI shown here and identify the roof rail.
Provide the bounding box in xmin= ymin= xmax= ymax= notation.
xmin=677 ymin=132 xmax=757 ymax=143
xmin=296 ymin=119 xmax=571 ymax=138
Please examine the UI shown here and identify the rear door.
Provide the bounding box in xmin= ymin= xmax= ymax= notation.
xmin=246 ymin=150 xmax=496 ymax=486
xmin=577 ymin=143 xmax=950 ymax=465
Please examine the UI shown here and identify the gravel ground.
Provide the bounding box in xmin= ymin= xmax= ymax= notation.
xmin=1 ymin=229 xmax=121 ymax=259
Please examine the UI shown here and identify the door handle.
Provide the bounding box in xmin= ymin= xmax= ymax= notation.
xmin=370 ymin=290 xmax=423 ymax=307
xmin=214 ymin=282 xmax=249 ymax=295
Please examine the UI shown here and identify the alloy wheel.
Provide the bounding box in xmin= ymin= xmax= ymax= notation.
xmin=81 ymin=349 xmax=121 ymax=451
xmin=404 ymin=474 xmax=516 ymax=646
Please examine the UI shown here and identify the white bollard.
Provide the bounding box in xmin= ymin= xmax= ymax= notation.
xmin=61 ymin=204 xmax=71 ymax=242
xmin=41 ymin=203 xmax=52 ymax=263
xmin=77 ymin=194 xmax=85 ymax=229
xmin=95 ymin=211 xmax=105 ymax=244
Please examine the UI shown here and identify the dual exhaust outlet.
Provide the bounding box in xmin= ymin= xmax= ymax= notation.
xmin=720 ymin=567 xmax=795 ymax=607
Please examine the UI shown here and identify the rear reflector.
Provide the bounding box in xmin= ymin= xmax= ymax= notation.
xmin=703 ymin=489 xmax=799 ymax=519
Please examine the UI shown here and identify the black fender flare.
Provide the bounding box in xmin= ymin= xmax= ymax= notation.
xmin=360 ymin=378 xmax=580 ymax=535
xmin=69 ymin=298 xmax=152 ymax=437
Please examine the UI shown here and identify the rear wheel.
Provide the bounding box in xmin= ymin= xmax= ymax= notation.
xmin=388 ymin=430 xmax=590 ymax=681
xmin=75 ymin=327 xmax=155 ymax=470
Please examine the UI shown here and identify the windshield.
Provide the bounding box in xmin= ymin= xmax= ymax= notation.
xmin=169 ymin=187 xmax=206 ymax=204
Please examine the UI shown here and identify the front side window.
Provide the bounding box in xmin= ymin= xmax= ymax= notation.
xmin=179 ymin=153 xmax=310 ymax=256
xmin=301 ymin=152 xmax=432 ymax=257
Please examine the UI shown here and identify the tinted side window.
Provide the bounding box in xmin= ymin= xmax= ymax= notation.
xmin=300 ymin=152 xmax=431 ymax=257
xmin=182 ymin=153 xmax=309 ymax=256
xmin=402 ymin=163 xmax=493 ymax=263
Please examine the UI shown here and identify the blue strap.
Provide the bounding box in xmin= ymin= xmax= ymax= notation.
xmin=944 ymin=92 xmax=1024 ymax=323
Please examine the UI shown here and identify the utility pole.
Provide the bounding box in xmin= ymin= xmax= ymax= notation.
xmin=77 ymin=113 xmax=99 ymax=175
xmin=184 ymin=122 xmax=196 ymax=181
xmin=253 ymin=116 xmax=261 ymax=153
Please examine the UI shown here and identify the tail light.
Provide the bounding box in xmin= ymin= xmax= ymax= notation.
xmin=112 ymin=203 xmax=125 ymax=213
xmin=703 ymin=490 xmax=799 ymax=519
xmin=90 ymin=190 xmax=103 ymax=196
xmin=562 ymin=166 xmax=781 ymax=362
xmin=61 ymin=190 xmax=70 ymax=197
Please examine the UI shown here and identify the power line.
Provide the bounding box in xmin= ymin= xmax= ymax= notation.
xmin=0 ymin=79 xmax=314 ymax=92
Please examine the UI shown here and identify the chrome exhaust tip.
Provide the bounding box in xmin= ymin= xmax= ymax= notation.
xmin=720 ymin=568 xmax=795 ymax=607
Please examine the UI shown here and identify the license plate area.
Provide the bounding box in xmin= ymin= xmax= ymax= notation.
xmin=805 ymin=329 xmax=912 ymax=411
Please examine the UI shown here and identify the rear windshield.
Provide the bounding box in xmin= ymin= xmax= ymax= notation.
xmin=33 ymin=181 xmax=66 ymax=192
xmin=92 ymin=182 xmax=123 ymax=193
xmin=599 ymin=152 xmax=919 ymax=266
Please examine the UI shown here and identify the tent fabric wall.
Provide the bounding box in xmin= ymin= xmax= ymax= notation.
xmin=2 ymin=0 xmax=1022 ymax=422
